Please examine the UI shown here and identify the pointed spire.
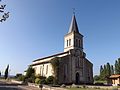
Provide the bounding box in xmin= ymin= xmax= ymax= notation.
xmin=68 ymin=15 xmax=79 ymax=33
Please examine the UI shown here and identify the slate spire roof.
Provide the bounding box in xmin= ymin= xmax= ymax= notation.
xmin=68 ymin=15 xmax=79 ymax=34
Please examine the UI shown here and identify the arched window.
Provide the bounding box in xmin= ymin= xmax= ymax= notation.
xmin=76 ymin=39 xmax=78 ymax=47
xmin=78 ymin=57 xmax=80 ymax=67
xmin=76 ymin=57 xmax=79 ymax=68
xmin=74 ymin=39 xmax=76 ymax=47
xmin=64 ymin=64 xmax=68 ymax=80
xmin=69 ymin=39 xmax=71 ymax=46
xmin=67 ymin=40 xmax=68 ymax=47
xmin=40 ymin=66 xmax=42 ymax=76
xmin=46 ymin=65 xmax=48 ymax=74
xmin=79 ymin=40 xmax=80 ymax=47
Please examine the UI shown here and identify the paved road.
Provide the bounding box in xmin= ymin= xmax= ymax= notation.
xmin=0 ymin=80 xmax=66 ymax=90
xmin=0 ymin=80 xmax=40 ymax=90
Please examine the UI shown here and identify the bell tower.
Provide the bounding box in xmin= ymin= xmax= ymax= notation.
xmin=64 ymin=15 xmax=83 ymax=52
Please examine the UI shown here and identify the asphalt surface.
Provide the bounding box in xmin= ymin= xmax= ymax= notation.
xmin=0 ymin=80 xmax=40 ymax=90
xmin=0 ymin=80 xmax=65 ymax=90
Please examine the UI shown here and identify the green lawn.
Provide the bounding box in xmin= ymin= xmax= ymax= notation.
xmin=67 ymin=88 xmax=115 ymax=90
xmin=68 ymin=88 xmax=117 ymax=90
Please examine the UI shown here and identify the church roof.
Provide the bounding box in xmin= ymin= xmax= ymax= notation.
xmin=68 ymin=15 xmax=79 ymax=33
xmin=109 ymin=74 xmax=120 ymax=79
xmin=33 ymin=51 xmax=69 ymax=62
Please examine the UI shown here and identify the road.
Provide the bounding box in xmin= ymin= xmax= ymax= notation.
xmin=0 ymin=80 xmax=66 ymax=90
xmin=0 ymin=80 xmax=40 ymax=90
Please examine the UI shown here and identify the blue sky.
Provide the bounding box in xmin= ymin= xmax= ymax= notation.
xmin=0 ymin=0 xmax=120 ymax=75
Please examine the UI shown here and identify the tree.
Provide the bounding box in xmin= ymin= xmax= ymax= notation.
xmin=99 ymin=63 xmax=111 ymax=80
xmin=46 ymin=76 xmax=54 ymax=84
xmin=98 ymin=58 xmax=120 ymax=82
xmin=115 ymin=58 xmax=120 ymax=74
xmin=25 ymin=66 xmax=35 ymax=83
xmin=100 ymin=65 xmax=103 ymax=76
xmin=0 ymin=0 xmax=10 ymax=22
xmin=0 ymin=71 xmax=1 ymax=77
xmin=26 ymin=66 xmax=35 ymax=78
xmin=115 ymin=60 xmax=118 ymax=74
xmin=94 ymin=75 xmax=100 ymax=81
xmin=4 ymin=64 xmax=9 ymax=79
xmin=118 ymin=58 xmax=120 ymax=74
xmin=111 ymin=65 xmax=114 ymax=75
xmin=50 ymin=57 xmax=60 ymax=84
xmin=106 ymin=62 xmax=111 ymax=77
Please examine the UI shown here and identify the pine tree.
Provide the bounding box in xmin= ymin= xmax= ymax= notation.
xmin=101 ymin=65 xmax=107 ymax=80
xmin=100 ymin=65 xmax=103 ymax=75
xmin=115 ymin=60 xmax=118 ymax=74
xmin=99 ymin=65 xmax=104 ymax=80
xmin=115 ymin=58 xmax=120 ymax=74
xmin=26 ymin=66 xmax=35 ymax=78
xmin=118 ymin=58 xmax=120 ymax=74
xmin=0 ymin=71 xmax=1 ymax=77
xmin=99 ymin=65 xmax=107 ymax=80
xmin=106 ymin=62 xmax=111 ymax=77
xmin=111 ymin=65 xmax=114 ymax=75
xmin=4 ymin=64 xmax=9 ymax=79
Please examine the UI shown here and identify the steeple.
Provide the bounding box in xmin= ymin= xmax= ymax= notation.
xmin=68 ymin=15 xmax=79 ymax=34
xmin=64 ymin=15 xmax=83 ymax=52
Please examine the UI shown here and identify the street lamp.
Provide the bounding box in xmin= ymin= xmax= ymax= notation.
xmin=39 ymin=84 xmax=43 ymax=90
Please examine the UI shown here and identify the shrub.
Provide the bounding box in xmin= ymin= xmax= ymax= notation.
xmin=24 ymin=66 xmax=36 ymax=83
xmin=46 ymin=76 xmax=54 ymax=84
xmin=17 ymin=75 xmax=26 ymax=81
xmin=35 ymin=75 xmax=46 ymax=79
xmin=26 ymin=66 xmax=35 ymax=78
xmin=35 ymin=75 xmax=47 ymax=84
xmin=27 ymin=74 xmax=36 ymax=83
xmin=35 ymin=78 xmax=41 ymax=84
xmin=40 ymin=78 xmax=46 ymax=84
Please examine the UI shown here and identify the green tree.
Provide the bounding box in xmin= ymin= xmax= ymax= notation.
xmin=115 ymin=58 xmax=120 ymax=74
xmin=100 ymin=65 xmax=103 ymax=76
xmin=115 ymin=60 xmax=118 ymax=74
xmin=4 ymin=64 xmax=9 ymax=79
xmin=118 ymin=58 xmax=120 ymax=74
xmin=106 ymin=62 xmax=111 ymax=77
xmin=25 ymin=66 xmax=35 ymax=83
xmin=0 ymin=1 xmax=10 ymax=22
xmin=26 ymin=66 xmax=35 ymax=78
xmin=111 ymin=65 xmax=114 ymax=75
xmin=94 ymin=75 xmax=100 ymax=81
xmin=99 ymin=64 xmax=108 ymax=80
xmin=0 ymin=71 xmax=1 ymax=77
xmin=50 ymin=57 xmax=60 ymax=84
xmin=46 ymin=76 xmax=54 ymax=84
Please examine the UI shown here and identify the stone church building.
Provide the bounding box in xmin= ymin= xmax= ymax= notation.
xmin=31 ymin=15 xmax=93 ymax=84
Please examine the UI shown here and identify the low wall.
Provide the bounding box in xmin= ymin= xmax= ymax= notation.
xmin=11 ymin=80 xmax=22 ymax=84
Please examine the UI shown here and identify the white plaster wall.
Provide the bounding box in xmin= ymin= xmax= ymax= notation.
xmin=33 ymin=63 xmax=53 ymax=77
xmin=64 ymin=32 xmax=74 ymax=52
xmin=32 ymin=52 xmax=69 ymax=78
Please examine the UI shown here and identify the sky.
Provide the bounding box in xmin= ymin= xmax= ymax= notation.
xmin=0 ymin=0 xmax=120 ymax=75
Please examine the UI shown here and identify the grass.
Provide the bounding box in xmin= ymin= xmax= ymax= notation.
xmin=68 ymin=87 xmax=119 ymax=90
xmin=94 ymin=80 xmax=107 ymax=84
xmin=68 ymin=88 xmax=104 ymax=90
xmin=68 ymin=88 xmax=107 ymax=90
xmin=68 ymin=88 xmax=117 ymax=90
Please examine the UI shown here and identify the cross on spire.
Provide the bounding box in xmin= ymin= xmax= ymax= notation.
xmin=68 ymin=13 xmax=79 ymax=34
xmin=72 ymin=8 xmax=75 ymax=15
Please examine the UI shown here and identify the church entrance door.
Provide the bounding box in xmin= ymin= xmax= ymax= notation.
xmin=76 ymin=72 xmax=80 ymax=84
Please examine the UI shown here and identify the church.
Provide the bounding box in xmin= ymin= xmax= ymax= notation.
xmin=31 ymin=15 xmax=93 ymax=84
